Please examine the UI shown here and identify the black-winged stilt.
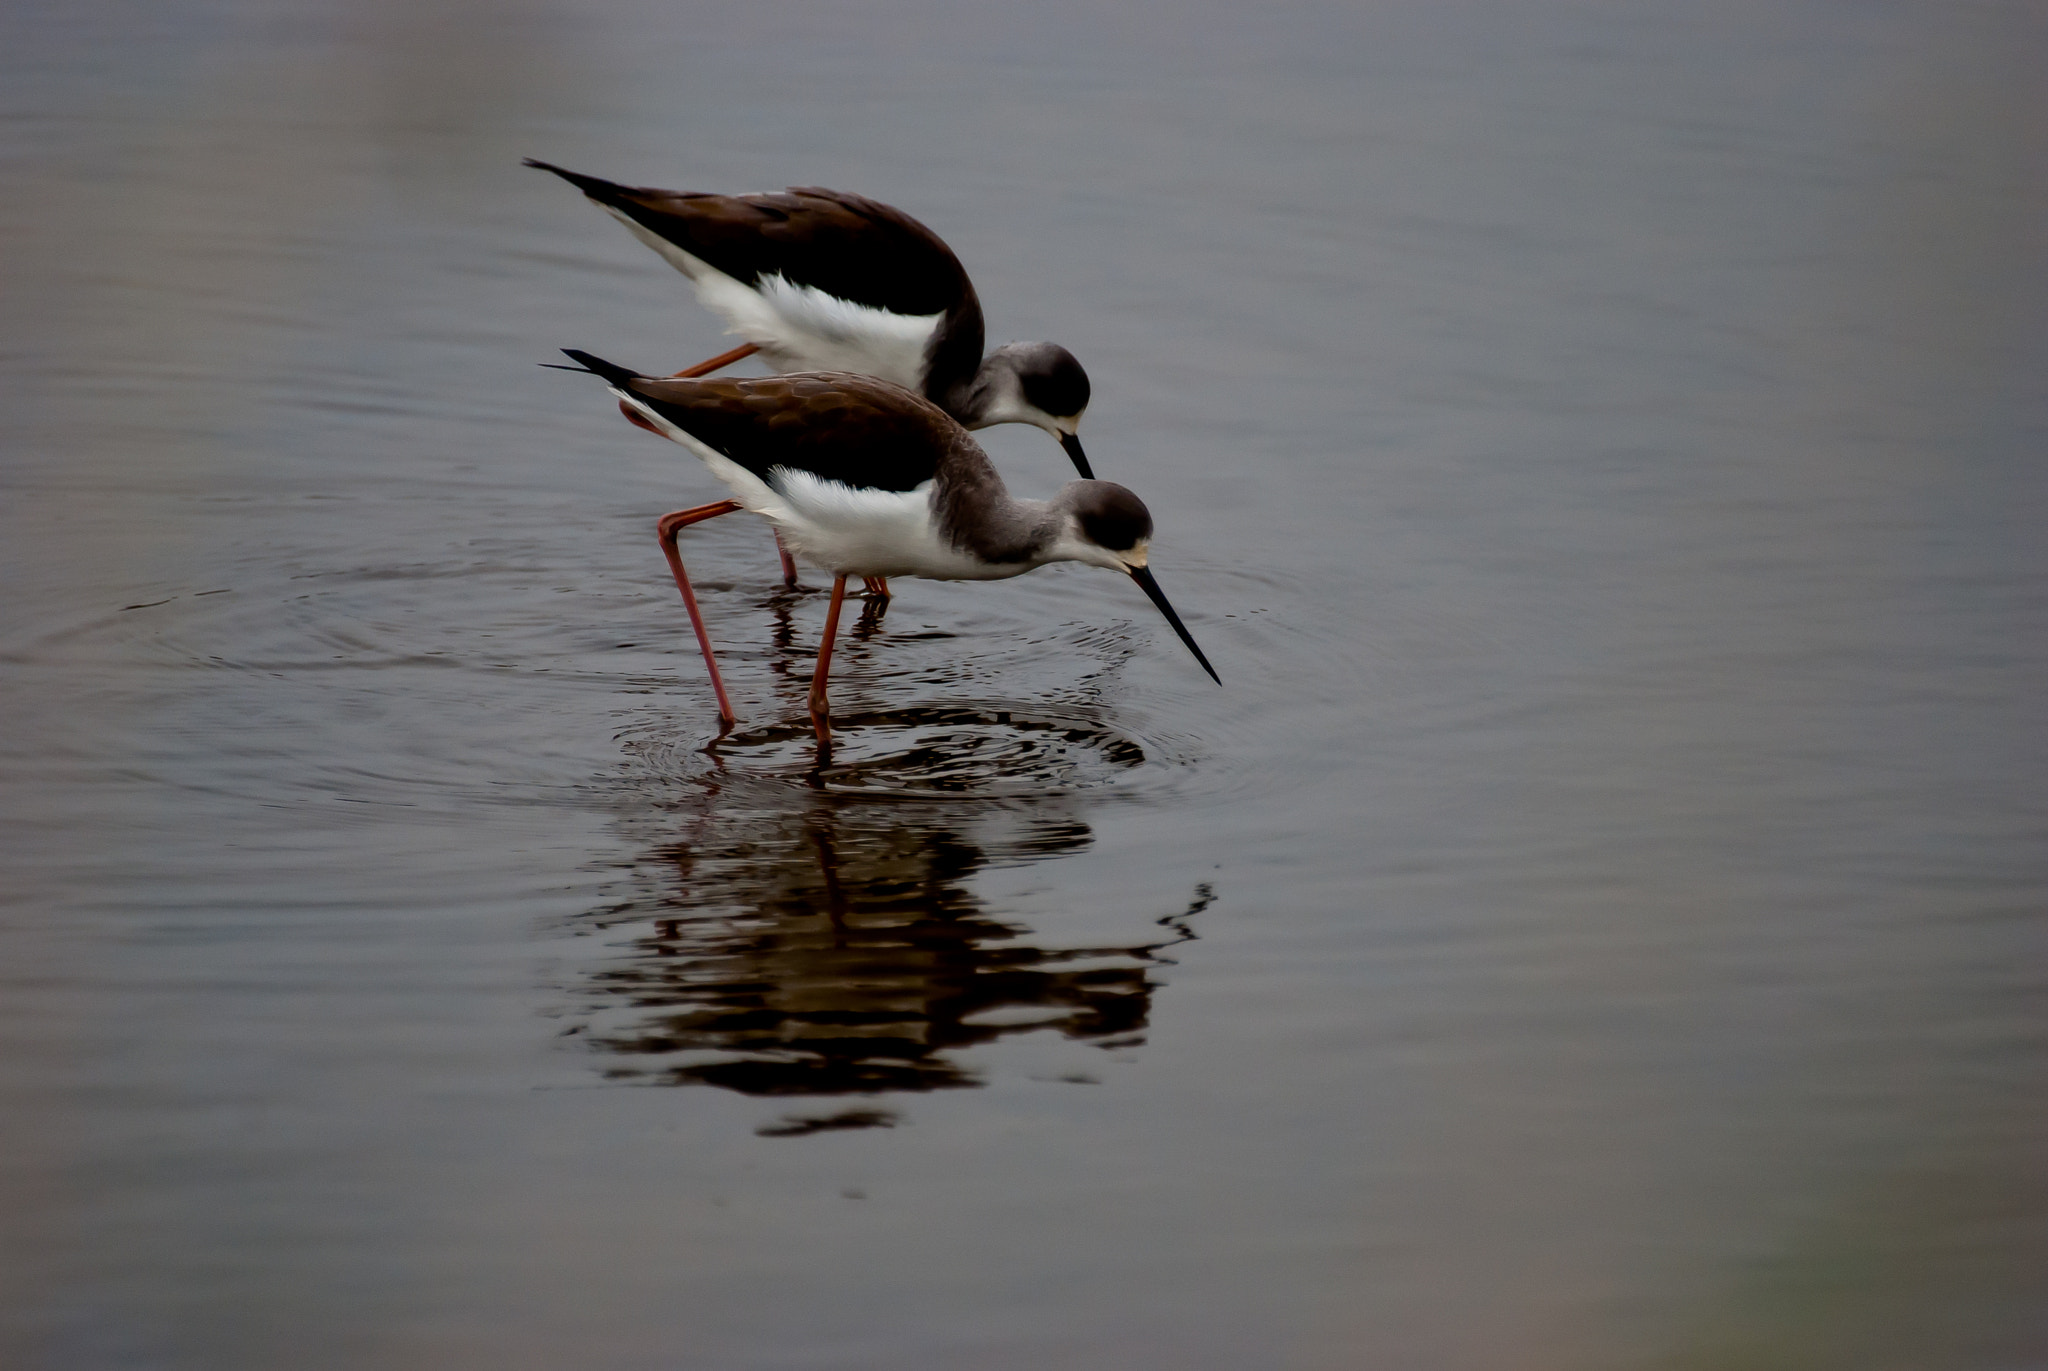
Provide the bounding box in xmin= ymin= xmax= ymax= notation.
xmin=547 ymin=351 xmax=1216 ymax=748
xmin=524 ymin=161 xmax=1096 ymax=479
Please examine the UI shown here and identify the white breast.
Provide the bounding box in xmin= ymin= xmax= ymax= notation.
xmin=769 ymin=471 xmax=1027 ymax=581
xmin=611 ymin=209 xmax=944 ymax=390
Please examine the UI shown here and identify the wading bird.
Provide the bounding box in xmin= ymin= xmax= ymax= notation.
xmin=548 ymin=351 xmax=1215 ymax=750
xmin=524 ymin=161 xmax=1095 ymax=476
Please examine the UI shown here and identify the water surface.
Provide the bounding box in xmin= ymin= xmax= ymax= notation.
xmin=3 ymin=2 xmax=2045 ymax=1367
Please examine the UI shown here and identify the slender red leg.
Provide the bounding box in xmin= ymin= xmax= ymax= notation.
xmin=670 ymin=341 xmax=760 ymax=379
xmin=808 ymin=575 xmax=849 ymax=746
xmin=627 ymin=341 xmax=795 ymax=598
xmin=775 ymin=531 xmax=801 ymax=587
xmin=657 ymin=499 xmax=744 ymax=726
xmin=862 ymin=576 xmax=891 ymax=599
xmin=653 ymin=343 xmax=798 ymax=587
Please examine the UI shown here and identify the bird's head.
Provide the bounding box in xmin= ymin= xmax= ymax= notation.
xmin=981 ymin=342 xmax=1094 ymax=478
xmin=1051 ymin=482 xmax=1218 ymax=684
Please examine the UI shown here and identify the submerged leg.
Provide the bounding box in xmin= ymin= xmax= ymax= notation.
xmin=852 ymin=592 xmax=889 ymax=638
xmin=861 ymin=577 xmax=891 ymax=599
xmin=657 ymin=499 xmax=745 ymax=727
xmin=670 ymin=341 xmax=760 ymax=379
xmin=808 ymin=575 xmax=849 ymax=747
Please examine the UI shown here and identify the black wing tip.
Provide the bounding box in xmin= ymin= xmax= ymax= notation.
xmin=521 ymin=156 xmax=579 ymax=182
xmin=521 ymin=158 xmax=629 ymax=202
xmin=550 ymin=349 xmax=644 ymax=386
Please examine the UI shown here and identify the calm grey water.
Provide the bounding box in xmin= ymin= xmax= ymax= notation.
xmin=4 ymin=2 xmax=2046 ymax=1367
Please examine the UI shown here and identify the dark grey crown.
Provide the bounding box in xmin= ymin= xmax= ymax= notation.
xmin=1012 ymin=343 xmax=1092 ymax=420
xmin=1072 ymin=482 xmax=1152 ymax=552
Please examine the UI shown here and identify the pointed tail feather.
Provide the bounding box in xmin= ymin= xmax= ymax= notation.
xmin=547 ymin=349 xmax=645 ymax=388
xmin=522 ymin=158 xmax=640 ymax=210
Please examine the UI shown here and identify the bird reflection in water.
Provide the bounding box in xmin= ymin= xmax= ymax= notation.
xmin=568 ymin=786 xmax=1209 ymax=1124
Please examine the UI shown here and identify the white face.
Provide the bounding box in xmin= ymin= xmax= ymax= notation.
xmin=1048 ymin=527 xmax=1147 ymax=575
xmin=989 ymin=390 xmax=1077 ymax=441
xmin=979 ymin=371 xmax=1037 ymax=428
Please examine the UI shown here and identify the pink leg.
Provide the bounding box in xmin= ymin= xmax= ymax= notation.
xmin=659 ymin=343 xmax=800 ymax=587
xmin=627 ymin=343 xmax=793 ymax=598
xmin=657 ymin=499 xmax=745 ymax=727
xmin=775 ymin=531 xmax=801 ymax=587
xmin=862 ymin=576 xmax=891 ymax=599
xmin=670 ymin=341 xmax=760 ymax=379
xmin=808 ymin=575 xmax=849 ymax=747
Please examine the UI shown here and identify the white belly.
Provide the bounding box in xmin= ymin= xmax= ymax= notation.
xmin=612 ymin=210 xmax=944 ymax=390
xmin=772 ymin=473 xmax=1027 ymax=581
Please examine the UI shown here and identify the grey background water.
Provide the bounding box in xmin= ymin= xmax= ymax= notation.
xmin=4 ymin=2 xmax=2045 ymax=1367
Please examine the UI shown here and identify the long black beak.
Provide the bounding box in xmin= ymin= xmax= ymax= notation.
xmin=1129 ymin=566 xmax=1220 ymax=684
xmin=1059 ymin=431 xmax=1095 ymax=481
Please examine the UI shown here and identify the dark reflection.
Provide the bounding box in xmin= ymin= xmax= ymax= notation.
xmin=569 ymin=782 xmax=1207 ymax=1109
xmin=756 ymin=1109 xmax=900 ymax=1138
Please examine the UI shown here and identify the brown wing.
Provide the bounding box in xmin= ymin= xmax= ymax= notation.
xmin=525 ymin=161 xmax=972 ymax=319
xmin=622 ymin=371 xmax=960 ymax=494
